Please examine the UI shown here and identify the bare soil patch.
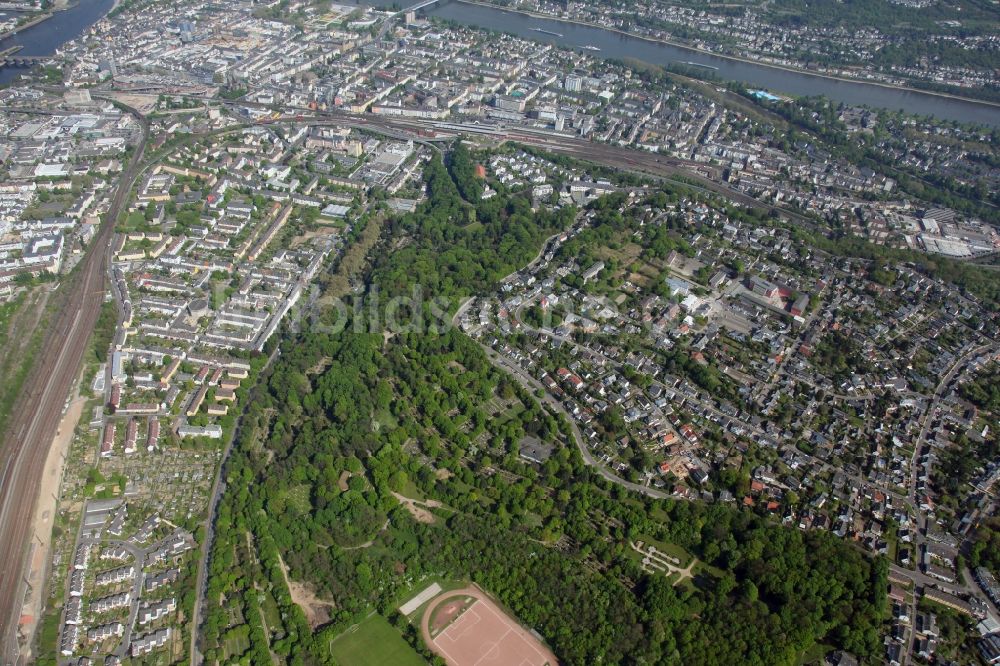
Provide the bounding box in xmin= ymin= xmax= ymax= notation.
xmin=392 ymin=492 xmax=442 ymax=524
xmin=105 ymin=92 xmax=159 ymax=115
xmin=429 ymin=596 xmax=474 ymax=636
xmin=277 ymin=553 xmax=335 ymax=629
xmin=19 ymin=387 xmax=86 ymax=657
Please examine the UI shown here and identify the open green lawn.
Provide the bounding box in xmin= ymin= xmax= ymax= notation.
xmin=398 ymin=479 xmax=427 ymax=501
xmin=222 ymin=625 xmax=251 ymax=661
xmin=261 ymin=589 xmax=283 ymax=637
xmin=374 ymin=406 xmax=399 ymax=431
xmin=635 ymin=534 xmax=694 ymax=567
xmin=496 ymin=401 xmax=525 ymax=425
xmin=797 ymin=641 xmax=835 ymax=665
xmin=328 ymin=614 xmax=426 ymax=666
xmin=285 ymin=483 xmax=312 ymax=514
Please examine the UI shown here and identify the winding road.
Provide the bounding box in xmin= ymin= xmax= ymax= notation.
xmin=453 ymin=287 xmax=669 ymax=500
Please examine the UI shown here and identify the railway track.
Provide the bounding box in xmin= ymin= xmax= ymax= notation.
xmin=0 ymin=106 xmax=149 ymax=665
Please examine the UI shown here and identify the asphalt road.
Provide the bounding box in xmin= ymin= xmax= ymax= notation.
xmin=483 ymin=344 xmax=669 ymax=500
xmin=188 ymin=343 xmax=282 ymax=665
xmin=0 ymin=94 xmax=978 ymax=660
xmin=453 ymin=289 xmax=668 ymax=501
xmin=0 ymin=108 xmax=149 ymax=665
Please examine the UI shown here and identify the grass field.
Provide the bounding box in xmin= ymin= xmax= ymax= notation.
xmin=399 ymin=478 xmax=427 ymax=501
xmin=261 ymin=589 xmax=284 ymax=637
xmin=328 ymin=614 xmax=426 ymax=666
xmin=222 ymin=625 xmax=251 ymax=660
xmin=284 ymin=483 xmax=311 ymax=514
xmin=797 ymin=641 xmax=835 ymax=665
xmin=634 ymin=534 xmax=694 ymax=567
xmin=374 ymin=406 xmax=399 ymax=431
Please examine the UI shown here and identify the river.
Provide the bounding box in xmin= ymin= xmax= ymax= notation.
xmin=0 ymin=0 xmax=115 ymax=86
xmin=416 ymin=0 xmax=999 ymax=127
xmin=1 ymin=0 xmax=996 ymax=126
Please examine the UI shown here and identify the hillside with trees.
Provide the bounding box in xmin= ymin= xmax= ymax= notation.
xmin=199 ymin=143 xmax=889 ymax=666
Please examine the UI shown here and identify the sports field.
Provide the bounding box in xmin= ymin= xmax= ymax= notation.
xmin=328 ymin=613 xmax=426 ymax=666
xmin=421 ymin=586 xmax=557 ymax=666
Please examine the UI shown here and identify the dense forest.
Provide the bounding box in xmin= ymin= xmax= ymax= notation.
xmin=199 ymin=143 xmax=889 ymax=666
xmin=961 ymin=364 xmax=1000 ymax=413
xmin=372 ymin=144 xmax=576 ymax=300
xmin=599 ymin=0 xmax=1000 ymax=33
xmin=970 ymin=517 xmax=1000 ymax=574
xmin=766 ymin=0 xmax=998 ymax=32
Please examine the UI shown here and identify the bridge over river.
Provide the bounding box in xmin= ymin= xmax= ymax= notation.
xmin=0 ymin=44 xmax=52 ymax=67
xmin=375 ymin=0 xmax=448 ymax=39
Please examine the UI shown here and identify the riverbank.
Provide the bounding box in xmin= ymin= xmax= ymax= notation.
xmin=0 ymin=0 xmax=118 ymax=86
xmin=456 ymin=0 xmax=1000 ymax=112
xmin=0 ymin=0 xmax=81 ymax=40
xmin=0 ymin=12 xmax=52 ymax=41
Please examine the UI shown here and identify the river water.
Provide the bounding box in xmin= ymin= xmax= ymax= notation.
xmin=0 ymin=0 xmax=115 ymax=85
xmin=1 ymin=0 xmax=996 ymax=126
xmin=421 ymin=0 xmax=998 ymax=127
